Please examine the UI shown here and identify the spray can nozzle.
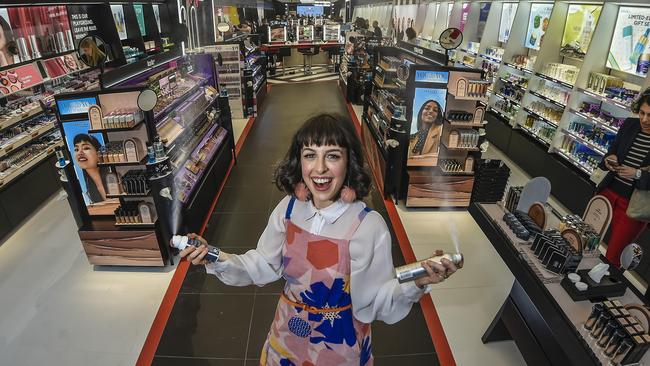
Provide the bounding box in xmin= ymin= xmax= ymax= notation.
xmin=394 ymin=253 xmax=463 ymax=283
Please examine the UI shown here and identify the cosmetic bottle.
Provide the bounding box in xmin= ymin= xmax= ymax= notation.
xmin=637 ymin=53 xmax=650 ymax=75
xmin=621 ymin=25 xmax=634 ymax=70
xmin=105 ymin=168 xmax=121 ymax=195
xmin=171 ymin=235 xmax=221 ymax=262
xmin=395 ymin=253 xmax=463 ymax=283
xmin=629 ymin=28 xmax=650 ymax=66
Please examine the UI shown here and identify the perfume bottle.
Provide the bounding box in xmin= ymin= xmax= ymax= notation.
xmin=171 ymin=235 xmax=221 ymax=262
xmin=395 ymin=253 xmax=463 ymax=283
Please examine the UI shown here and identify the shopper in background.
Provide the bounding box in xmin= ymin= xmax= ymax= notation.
xmin=79 ymin=37 xmax=106 ymax=68
xmin=600 ymin=89 xmax=650 ymax=267
xmin=405 ymin=27 xmax=417 ymax=42
xmin=0 ymin=16 xmax=18 ymax=67
xmin=181 ymin=114 xmax=461 ymax=365
xmin=372 ymin=20 xmax=382 ymax=38
xmin=73 ymin=134 xmax=107 ymax=204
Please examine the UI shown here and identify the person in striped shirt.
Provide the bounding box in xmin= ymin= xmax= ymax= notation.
xmin=599 ymin=89 xmax=650 ymax=267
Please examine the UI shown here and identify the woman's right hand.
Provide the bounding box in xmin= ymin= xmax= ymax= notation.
xmin=179 ymin=233 xmax=210 ymax=265
xmin=604 ymin=155 xmax=618 ymax=171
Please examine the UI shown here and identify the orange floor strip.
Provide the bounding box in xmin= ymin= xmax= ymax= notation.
xmin=136 ymin=117 xmax=256 ymax=366
xmin=346 ymin=101 xmax=457 ymax=366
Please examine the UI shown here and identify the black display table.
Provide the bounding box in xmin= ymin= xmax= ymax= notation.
xmin=469 ymin=203 xmax=649 ymax=366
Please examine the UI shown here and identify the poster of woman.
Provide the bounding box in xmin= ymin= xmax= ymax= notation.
xmin=408 ymin=87 xmax=447 ymax=166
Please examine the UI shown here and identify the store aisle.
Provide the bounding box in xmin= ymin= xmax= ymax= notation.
xmin=152 ymin=81 xmax=439 ymax=365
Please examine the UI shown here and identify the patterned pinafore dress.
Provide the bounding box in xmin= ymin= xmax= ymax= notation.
xmin=260 ymin=197 xmax=373 ymax=366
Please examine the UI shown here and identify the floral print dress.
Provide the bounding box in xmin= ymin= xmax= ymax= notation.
xmin=260 ymin=197 xmax=373 ymax=366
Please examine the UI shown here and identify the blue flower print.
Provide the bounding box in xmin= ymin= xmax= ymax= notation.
xmin=299 ymin=279 xmax=356 ymax=347
xmin=280 ymin=358 xmax=295 ymax=366
xmin=360 ymin=336 xmax=372 ymax=365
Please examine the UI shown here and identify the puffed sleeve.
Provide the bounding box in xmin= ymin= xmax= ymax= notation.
xmin=204 ymin=195 xmax=290 ymax=286
xmin=350 ymin=211 xmax=427 ymax=324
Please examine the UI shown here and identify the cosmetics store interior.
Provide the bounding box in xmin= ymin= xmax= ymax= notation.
xmin=3 ymin=0 xmax=650 ymax=365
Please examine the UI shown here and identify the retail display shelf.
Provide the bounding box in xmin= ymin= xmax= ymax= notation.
xmin=441 ymin=140 xmax=480 ymax=151
xmin=369 ymin=98 xmax=392 ymax=123
xmin=221 ymin=60 xmax=240 ymax=65
xmin=504 ymin=62 xmax=533 ymax=74
xmin=372 ymin=79 xmax=400 ymax=90
xmin=529 ymin=90 xmax=566 ymax=109
xmin=494 ymin=92 xmax=521 ymax=106
xmin=113 ymin=221 xmax=157 ymax=228
xmin=488 ymin=107 xmax=516 ymax=122
xmin=154 ymin=82 xmax=206 ymax=123
xmin=0 ymin=140 xmax=62 ymax=188
xmin=518 ymin=125 xmax=551 ymax=148
xmin=254 ymin=80 xmax=267 ymax=95
xmin=378 ymin=64 xmax=396 ymax=73
xmin=362 ymin=116 xmax=386 ymax=156
xmin=478 ymin=100 xmax=488 ymax=107
xmin=576 ymin=88 xmax=633 ymax=112
xmin=461 ymin=49 xmax=478 ymax=57
xmin=251 ymin=64 xmax=263 ymax=77
xmin=456 ymin=61 xmax=476 ymax=69
xmin=480 ymin=54 xmax=502 ymax=64
xmin=567 ymin=108 xmax=619 ymax=134
xmin=0 ymin=107 xmax=44 ymax=131
xmin=534 ymin=73 xmax=574 ymax=89
xmin=449 ymin=90 xmax=489 ymax=102
xmin=177 ymin=126 xmax=228 ymax=204
xmin=445 ymin=120 xmax=484 ymax=128
xmin=0 ymin=120 xmax=56 ymax=159
xmin=106 ymin=190 xmax=151 ymax=199
xmin=98 ymin=156 xmax=148 ymax=167
xmin=498 ymin=77 xmax=527 ymax=91
xmin=146 ymin=155 xmax=170 ymax=166
xmin=555 ymin=149 xmax=594 ymax=175
xmin=523 ymin=107 xmax=559 ymax=127
xmin=87 ymin=120 xmax=144 ymax=134
xmin=0 ymin=50 xmax=76 ymax=74
xmin=561 ymin=129 xmax=608 ymax=156
xmin=438 ymin=166 xmax=475 ymax=175
xmin=165 ymin=98 xmax=219 ymax=150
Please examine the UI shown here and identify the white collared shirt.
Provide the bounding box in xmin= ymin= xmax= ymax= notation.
xmin=205 ymin=195 xmax=427 ymax=324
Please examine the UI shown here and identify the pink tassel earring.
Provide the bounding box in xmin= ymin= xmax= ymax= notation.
xmin=340 ymin=186 xmax=357 ymax=203
xmin=294 ymin=181 xmax=310 ymax=202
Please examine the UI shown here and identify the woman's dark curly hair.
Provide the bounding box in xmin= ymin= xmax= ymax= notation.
xmin=632 ymin=87 xmax=650 ymax=114
xmin=274 ymin=113 xmax=371 ymax=200
xmin=73 ymin=133 xmax=101 ymax=150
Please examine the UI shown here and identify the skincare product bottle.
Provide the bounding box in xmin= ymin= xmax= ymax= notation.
xmin=170 ymin=235 xmax=221 ymax=262
xmin=138 ymin=202 xmax=154 ymax=223
xmin=105 ymin=168 xmax=121 ymax=195
xmin=395 ymin=253 xmax=463 ymax=283
xmin=629 ymin=28 xmax=650 ymax=67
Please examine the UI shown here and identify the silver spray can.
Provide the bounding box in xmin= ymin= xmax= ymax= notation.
xmin=170 ymin=235 xmax=221 ymax=263
xmin=395 ymin=253 xmax=463 ymax=283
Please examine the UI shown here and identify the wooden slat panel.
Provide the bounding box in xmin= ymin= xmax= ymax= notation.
xmin=79 ymin=230 xmax=164 ymax=266
xmin=406 ymin=171 xmax=474 ymax=207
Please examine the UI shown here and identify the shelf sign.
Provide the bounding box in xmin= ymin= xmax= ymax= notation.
xmin=0 ymin=63 xmax=44 ymax=96
xmin=57 ymin=97 xmax=97 ymax=116
xmin=415 ymin=70 xmax=449 ymax=84
xmin=607 ymin=7 xmax=650 ymax=78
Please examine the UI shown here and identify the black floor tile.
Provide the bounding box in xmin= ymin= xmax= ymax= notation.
xmin=203 ymin=213 xmax=269 ymax=248
xmin=245 ymin=360 xmax=260 ymax=366
xmin=246 ymin=295 xmax=280 ymax=359
xmin=152 ymin=357 xmax=246 ymax=366
xmin=226 ymin=164 xmax=274 ymax=187
xmin=180 ymin=265 xmax=258 ymax=294
xmin=214 ymin=186 xmax=272 ymax=213
xmin=156 ymin=294 xmax=254 ymax=358
xmin=375 ymin=353 xmax=439 ymax=365
xmin=371 ymin=303 xmax=435 ymax=356
xmin=255 ymin=278 xmax=286 ymax=294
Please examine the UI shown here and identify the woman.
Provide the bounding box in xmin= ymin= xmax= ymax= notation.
xmin=408 ymin=100 xmax=444 ymax=165
xmin=79 ymin=37 xmax=106 ymax=67
xmin=182 ymin=114 xmax=461 ymax=365
xmin=600 ymin=89 xmax=650 ymax=267
xmin=0 ymin=16 xmax=18 ymax=67
xmin=73 ymin=134 xmax=107 ymax=204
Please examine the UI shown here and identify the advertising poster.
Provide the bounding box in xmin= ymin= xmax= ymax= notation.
xmin=498 ymin=3 xmax=518 ymax=43
xmin=152 ymin=5 xmax=162 ymax=33
xmin=525 ymin=3 xmax=553 ymax=50
xmin=111 ymin=4 xmax=127 ymax=40
xmin=134 ymin=4 xmax=146 ymax=36
xmin=0 ymin=63 xmax=44 ymax=95
xmin=459 ymin=3 xmax=471 ymax=32
xmin=607 ymin=7 xmax=650 ymax=78
xmin=477 ymin=3 xmax=492 ymax=40
xmin=61 ymin=119 xmax=118 ymax=211
xmin=408 ymin=87 xmax=447 ymax=166
xmin=560 ymin=5 xmax=602 ymax=59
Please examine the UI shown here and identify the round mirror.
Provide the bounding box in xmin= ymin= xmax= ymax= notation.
xmin=137 ymin=89 xmax=158 ymax=111
xmin=439 ymin=28 xmax=463 ymax=50
xmin=217 ymin=22 xmax=230 ymax=33
xmin=77 ymin=35 xmax=110 ymax=68
xmin=620 ymin=243 xmax=643 ymax=270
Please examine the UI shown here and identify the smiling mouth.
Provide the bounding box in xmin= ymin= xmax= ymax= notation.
xmin=311 ymin=177 xmax=333 ymax=191
xmin=77 ymin=156 xmax=87 ymax=162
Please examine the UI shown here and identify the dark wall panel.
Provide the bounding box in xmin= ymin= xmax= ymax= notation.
xmin=486 ymin=112 xmax=512 ymax=153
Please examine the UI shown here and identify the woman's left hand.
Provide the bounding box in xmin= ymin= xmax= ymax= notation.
xmin=615 ymin=165 xmax=638 ymax=179
xmin=414 ymin=250 xmax=463 ymax=288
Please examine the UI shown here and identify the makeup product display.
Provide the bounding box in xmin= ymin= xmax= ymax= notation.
xmin=585 ymin=72 xmax=624 ymax=95
xmin=0 ymin=100 xmax=43 ymax=129
xmin=558 ymin=215 xmax=601 ymax=252
xmin=577 ymin=102 xmax=627 ymax=130
xmin=522 ymin=115 xmax=557 ymax=145
xmin=534 ymin=81 xmax=570 ymax=106
xmin=509 ymin=54 xmax=535 ymax=71
xmin=503 ymin=210 xmax=543 ymax=241
xmin=394 ymin=253 xmax=463 ymax=283
xmin=484 ymin=46 xmax=504 ymax=61
xmin=539 ymin=63 xmax=579 ymax=86
xmin=602 ymin=86 xmax=639 ymax=107
xmin=0 ymin=131 xmax=62 ymax=186
xmin=99 ymin=109 xmax=144 ymax=130
xmin=527 ymin=101 xmax=563 ymax=125
xmin=498 ymin=84 xmax=524 ymax=103
xmin=119 ymin=170 xmax=150 ymax=195
xmin=567 ymin=121 xmax=615 ymax=152
xmin=492 ymin=99 xmax=519 ymax=120
xmin=439 ymin=159 xmax=467 ymax=173
xmin=447 ymin=130 xmax=480 ymax=149
xmin=530 ymin=229 xmax=583 ymax=274
xmin=123 ymin=46 xmax=145 ymax=64
xmin=504 ymin=186 xmax=523 ymax=212
xmin=559 ymin=138 xmax=602 ymax=173
xmin=380 ymin=56 xmax=401 ymax=71
xmin=114 ymin=201 xmax=157 ymax=225
xmin=500 ymin=73 xmax=529 ymax=89
xmin=471 ymin=160 xmax=511 ymax=203
xmin=170 ymin=235 xmax=221 ymax=262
